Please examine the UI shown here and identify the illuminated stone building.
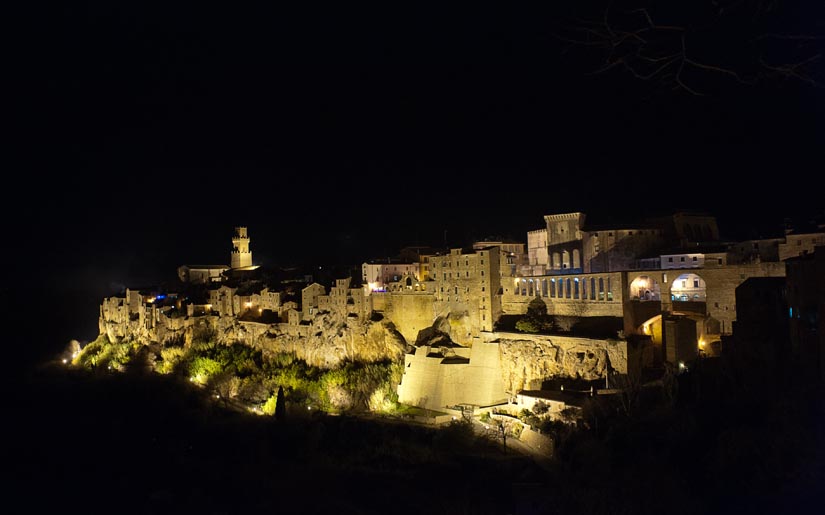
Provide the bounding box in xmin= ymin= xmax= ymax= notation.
xmin=176 ymin=264 xmax=229 ymax=284
xmin=361 ymin=259 xmax=420 ymax=294
xmin=317 ymin=277 xmax=371 ymax=320
xmin=472 ymin=240 xmax=528 ymax=279
xmin=301 ymin=282 xmax=326 ymax=321
xmin=428 ymin=247 xmax=501 ymax=336
xmin=208 ymin=285 xmax=238 ymax=317
xmin=178 ymin=226 xmax=256 ymax=283
xmin=231 ymin=226 xmax=253 ymax=269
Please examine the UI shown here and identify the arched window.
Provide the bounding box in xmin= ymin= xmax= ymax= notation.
xmin=566 ymin=279 xmax=572 ymax=298
xmin=598 ymin=277 xmax=605 ymax=301
xmin=550 ymin=279 xmax=556 ymax=298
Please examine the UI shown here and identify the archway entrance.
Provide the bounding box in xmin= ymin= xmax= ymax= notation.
xmin=670 ymin=273 xmax=706 ymax=302
xmin=630 ymin=275 xmax=661 ymax=301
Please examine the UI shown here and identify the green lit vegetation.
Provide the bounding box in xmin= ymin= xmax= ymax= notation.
xmin=73 ymin=333 xmax=406 ymax=416
xmin=515 ymin=297 xmax=555 ymax=334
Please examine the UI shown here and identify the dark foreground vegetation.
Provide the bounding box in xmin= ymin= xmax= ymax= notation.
xmin=9 ymin=354 xmax=825 ymax=515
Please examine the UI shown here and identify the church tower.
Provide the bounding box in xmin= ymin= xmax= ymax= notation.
xmin=231 ymin=226 xmax=252 ymax=269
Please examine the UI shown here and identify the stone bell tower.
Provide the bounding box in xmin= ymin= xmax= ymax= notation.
xmin=231 ymin=227 xmax=252 ymax=269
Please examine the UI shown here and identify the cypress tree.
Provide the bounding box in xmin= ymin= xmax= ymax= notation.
xmin=275 ymin=385 xmax=286 ymax=421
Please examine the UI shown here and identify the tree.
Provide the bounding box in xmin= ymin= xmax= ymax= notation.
xmin=516 ymin=297 xmax=555 ymax=334
xmin=549 ymin=0 xmax=823 ymax=96
xmin=275 ymin=385 xmax=286 ymax=421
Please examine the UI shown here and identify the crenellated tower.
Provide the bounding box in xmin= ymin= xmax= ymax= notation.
xmin=231 ymin=226 xmax=252 ymax=269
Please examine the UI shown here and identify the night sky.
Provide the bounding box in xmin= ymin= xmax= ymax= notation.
xmin=10 ymin=2 xmax=825 ymax=360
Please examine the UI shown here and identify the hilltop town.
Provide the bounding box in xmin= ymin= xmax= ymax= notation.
xmin=76 ymin=209 xmax=824 ymax=433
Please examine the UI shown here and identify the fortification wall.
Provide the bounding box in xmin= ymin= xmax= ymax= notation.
xmin=380 ymin=292 xmax=435 ymax=344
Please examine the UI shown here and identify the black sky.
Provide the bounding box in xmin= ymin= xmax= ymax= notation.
xmin=10 ymin=2 xmax=825 ymax=355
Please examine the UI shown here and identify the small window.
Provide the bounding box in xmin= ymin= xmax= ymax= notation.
xmin=692 ymin=256 xmax=698 ymax=262
xmin=680 ymin=257 xmax=685 ymax=262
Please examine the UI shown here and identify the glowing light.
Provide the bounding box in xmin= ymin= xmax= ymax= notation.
xmin=698 ymin=339 xmax=706 ymax=349
xmin=245 ymin=302 xmax=252 ymax=308
xmin=307 ymin=406 xmax=311 ymax=410
xmin=215 ymin=394 xmax=220 ymax=399
xmin=62 ymin=359 xmax=67 ymax=364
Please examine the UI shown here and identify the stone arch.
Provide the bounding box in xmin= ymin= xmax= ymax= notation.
xmin=572 ymin=249 xmax=581 ymax=269
xmin=669 ymin=272 xmax=707 ymax=302
xmin=562 ymin=250 xmax=570 ymax=269
xmin=629 ymin=274 xmax=661 ymax=301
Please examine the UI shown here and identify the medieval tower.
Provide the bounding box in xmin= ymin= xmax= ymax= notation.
xmin=231 ymin=226 xmax=252 ymax=269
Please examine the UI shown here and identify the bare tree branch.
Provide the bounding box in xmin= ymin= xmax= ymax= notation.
xmin=550 ymin=1 xmax=823 ymax=95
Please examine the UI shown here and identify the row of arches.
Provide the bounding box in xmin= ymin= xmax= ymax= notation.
xmin=515 ymin=276 xmax=613 ymax=301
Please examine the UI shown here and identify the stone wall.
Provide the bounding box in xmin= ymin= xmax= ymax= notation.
xmin=396 ymin=328 xmax=630 ymax=410
xmin=379 ymin=292 xmax=435 ymax=344
xmin=396 ymin=340 xmax=508 ymax=410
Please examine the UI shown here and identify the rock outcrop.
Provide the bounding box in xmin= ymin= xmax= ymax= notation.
xmin=100 ymin=310 xmax=409 ymax=369
xmin=497 ymin=334 xmax=627 ymax=392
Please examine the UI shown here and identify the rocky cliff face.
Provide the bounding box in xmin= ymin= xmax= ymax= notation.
xmin=497 ymin=335 xmax=625 ymax=392
xmin=100 ymin=311 xmax=409 ymax=369
xmin=247 ymin=314 xmax=408 ymax=368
